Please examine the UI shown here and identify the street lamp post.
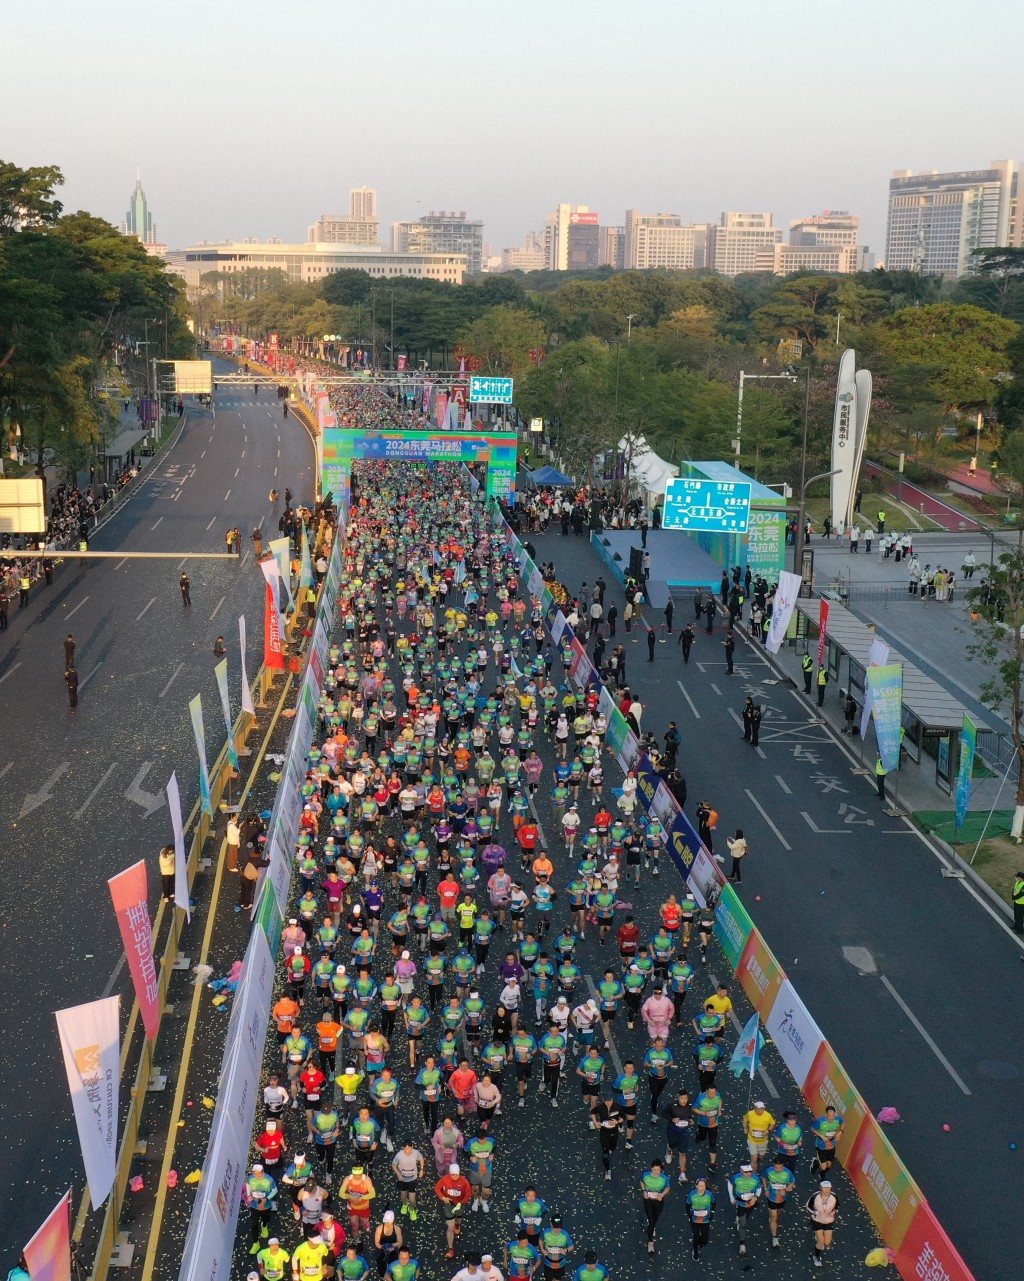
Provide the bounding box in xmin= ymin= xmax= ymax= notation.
xmin=626 ymin=313 xmax=636 ymax=343
xmin=734 ymin=371 xmax=798 ymax=457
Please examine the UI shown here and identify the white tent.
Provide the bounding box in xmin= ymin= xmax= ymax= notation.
xmin=619 ymin=435 xmax=678 ymax=506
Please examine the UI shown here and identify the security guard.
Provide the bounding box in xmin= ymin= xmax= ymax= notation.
xmin=874 ymin=758 xmax=887 ymax=800
xmin=801 ymin=654 xmax=813 ymax=694
xmin=877 ymin=509 xmax=886 ymax=535
xmin=1011 ymin=872 xmax=1024 ymax=934
xmin=816 ymin=665 xmax=829 ymax=708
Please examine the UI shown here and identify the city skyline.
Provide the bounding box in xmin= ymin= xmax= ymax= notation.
xmin=4 ymin=0 xmax=1023 ymax=265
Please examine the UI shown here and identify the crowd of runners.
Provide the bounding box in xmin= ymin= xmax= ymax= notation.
xmin=239 ymin=457 xmax=851 ymax=1281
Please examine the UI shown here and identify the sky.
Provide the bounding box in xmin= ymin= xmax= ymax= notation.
xmin=4 ymin=0 xmax=1023 ymax=260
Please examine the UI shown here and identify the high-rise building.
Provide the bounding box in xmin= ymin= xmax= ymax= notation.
xmin=543 ymin=205 xmax=597 ymax=271
xmin=885 ymin=162 xmax=1016 ymax=276
xmin=599 ymin=226 xmax=625 ymax=270
xmin=766 ymin=212 xmax=873 ymax=273
xmin=123 ymin=173 xmax=156 ymax=244
xmin=498 ymin=234 xmax=546 ymax=273
xmin=623 ymin=211 xmax=709 ymax=271
xmin=390 ymin=212 xmax=484 ymax=276
xmin=349 ymin=187 xmax=377 ymax=221
xmin=308 ymin=216 xmax=379 ymax=245
xmin=706 ymin=212 xmax=781 ymax=276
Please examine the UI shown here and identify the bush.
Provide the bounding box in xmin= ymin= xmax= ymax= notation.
xmin=902 ymin=461 xmax=949 ymax=488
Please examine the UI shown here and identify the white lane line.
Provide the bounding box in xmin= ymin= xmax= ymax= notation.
xmin=80 ymin=662 xmax=103 ymax=690
xmin=801 ymin=811 xmax=849 ymax=835
xmin=0 ymin=663 xmax=23 ymax=687
xmin=273 ymin=466 xmax=278 ymax=477
xmin=257 ymin=515 xmax=265 ymax=531
xmin=744 ymin=787 xmax=792 ymax=850
xmin=74 ymin=761 xmax=118 ymax=820
xmin=114 ymin=557 xmax=128 ymax=571
xmin=0 ymin=763 xmax=13 ymax=780
xmin=151 ymin=516 xmax=163 ymax=530
xmin=159 ymin=662 xmax=185 ymax=699
xmin=66 ymin=596 xmax=89 ymax=620
xmin=775 ymin=775 xmax=792 ymax=795
xmin=206 ymin=516 xmax=217 ymax=530
xmin=136 ymin=597 xmax=157 ymax=621
xmin=755 ymin=746 xmax=767 ymax=759
xmin=201 ymin=450 xmax=206 ymax=459
xmin=709 ymin=970 xmax=780 ymax=1099
xmin=879 ymin=975 xmax=972 ymax=1095
xmin=676 ymin=680 xmax=701 ymax=719
xmin=173 ymin=490 xmax=182 ymax=501
xmin=234 ymin=467 xmax=240 ymax=478
xmin=101 ymin=953 xmax=127 ymax=999
xmin=709 ymin=682 xmax=722 ymax=696
xmin=224 ymin=489 xmax=231 ymax=501
xmin=209 ymin=594 xmax=226 ymax=621
xmin=728 ymin=708 xmax=743 ymax=729
xmin=241 ymin=449 xmax=246 ymax=458
xmin=177 ymin=558 xmax=189 ymax=571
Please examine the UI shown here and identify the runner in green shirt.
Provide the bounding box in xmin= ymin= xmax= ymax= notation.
xmin=640 ymin=1160 xmax=671 ymax=1253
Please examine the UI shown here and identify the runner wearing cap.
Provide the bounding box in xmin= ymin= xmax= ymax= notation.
xmin=245 ymin=1164 xmax=278 ymax=1253
xmin=743 ymin=1101 xmax=776 ymax=1171
xmin=727 ymin=1161 xmax=762 ymax=1257
xmin=479 ymin=1252 xmax=503 ymax=1281
xmin=373 ymin=1210 xmax=404 ymax=1278
xmin=257 ymin=1237 xmax=289 ymax=1281
xmin=338 ymin=1167 xmax=375 ymax=1247
xmin=807 ymin=1180 xmax=839 ymax=1267
xmin=434 ymin=1161 xmax=472 ymax=1258
xmin=291 ymin=1232 xmax=331 ymax=1281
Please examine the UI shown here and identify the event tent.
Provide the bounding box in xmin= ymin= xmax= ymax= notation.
xmin=528 ymin=464 xmax=575 ymax=487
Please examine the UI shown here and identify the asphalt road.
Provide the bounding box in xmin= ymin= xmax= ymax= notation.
xmin=533 ymin=528 xmax=1024 ymax=1277
xmin=0 ymin=372 xmax=313 ymax=1255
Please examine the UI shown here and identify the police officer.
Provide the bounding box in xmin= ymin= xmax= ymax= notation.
xmin=875 ymin=758 xmax=887 ymax=801
xmin=1011 ymin=871 xmax=1024 ymax=934
xmin=877 ymin=509 xmax=886 ymax=535
xmin=816 ymin=665 xmax=828 ymax=707
xmin=802 ymin=654 xmax=813 ymax=694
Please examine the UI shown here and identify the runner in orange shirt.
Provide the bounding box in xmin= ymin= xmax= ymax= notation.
xmin=316 ymin=1015 xmax=342 ymax=1077
xmin=274 ymin=995 xmax=300 ymax=1065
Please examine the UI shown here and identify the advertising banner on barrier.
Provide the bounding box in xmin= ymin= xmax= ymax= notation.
xmin=736 ymin=929 xmax=785 ymax=1020
xmin=238 ymin=615 xmax=255 ymax=716
xmin=802 ymin=1039 xmax=868 ymax=1166
xmin=55 ymin=999 xmax=119 ymax=1210
xmin=23 ymin=1190 xmax=72 ymax=1281
xmin=263 ymin=582 xmax=285 ymax=671
xmin=687 ymin=845 xmax=723 ymax=908
xmin=845 ymin=1114 xmax=920 ymax=1250
xmin=713 ymin=883 xmax=754 ymax=970
xmin=254 ymin=881 xmax=283 ymax=954
xmin=108 ymin=861 xmax=160 ymax=1038
xmin=178 ymin=1096 xmax=249 ymax=1281
xmin=894 ymin=1201 xmax=976 ymax=1281
xmin=214 ymin=660 xmax=239 ymax=771
xmin=765 ymin=980 xmax=824 ymax=1088
xmin=222 ymin=926 xmax=275 ymax=1081
xmin=665 ymin=811 xmax=701 ymax=876
xmin=167 ymin=772 xmax=191 ymax=922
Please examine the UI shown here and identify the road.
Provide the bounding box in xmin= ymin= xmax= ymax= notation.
xmin=531 ymin=526 xmax=1024 ymax=1278
xmin=0 ymin=372 xmax=313 ymax=1254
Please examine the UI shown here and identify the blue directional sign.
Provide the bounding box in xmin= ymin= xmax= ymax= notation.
xmin=469 ymin=375 xmax=514 ymax=405
xmin=663 ymin=477 xmax=752 ymax=532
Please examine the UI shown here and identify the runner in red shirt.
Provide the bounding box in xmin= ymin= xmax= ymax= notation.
xmin=255 ymin=1118 xmax=287 ymax=1172
xmin=517 ymin=822 xmax=539 ymax=873
xmin=435 ymin=1162 xmax=473 ymax=1257
xmin=447 ymin=1059 xmax=479 ymax=1118
xmin=438 ymin=875 xmax=461 ymax=923
xmin=616 ymin=916 xmax=640 ymax=967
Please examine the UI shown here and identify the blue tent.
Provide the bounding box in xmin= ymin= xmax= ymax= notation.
xmin=528 ymin=464 xmax=574 ymax=487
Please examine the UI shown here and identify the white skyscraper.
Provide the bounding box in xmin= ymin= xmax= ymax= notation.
xmin=885 ymin=162 xmax=1016 ymax=276
xmin=349 ymin=187 xmax=377 ymax=221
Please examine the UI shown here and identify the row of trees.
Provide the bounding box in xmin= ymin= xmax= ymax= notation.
xmin=0 ymin=161 xmax=193 ymax=482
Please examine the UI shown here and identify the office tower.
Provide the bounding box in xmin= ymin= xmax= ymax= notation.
xmin=885 ymin=162 xmax=1016 ymax=275
xmin=543 ymin=205 xmax=597 ymax=271
xmin=756 ymin=212 xmax=872 ymax=274
xmin=349 ymin=187 xmax=377 ymax=221
xmin=499 ymin=234 xmax=546 ymax=273
xmin=599 ymin=226 xmax=625 ymax=269
xmin=706 ymin=212 xmax=781 ymax=276
xmin=390 ymin=212 xmax=484 ymax=275
xmin=308 ymin=215 xmax=379 ymax=245
xmin=123 ymin=173 xmax=156 ymax=243
xmin=623 ymin=211 xmax=709 ymax=270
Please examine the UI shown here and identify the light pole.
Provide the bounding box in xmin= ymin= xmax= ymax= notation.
xmin=734 ymin=371 xmax=798 ymax=457
xmin=626 ymin=313 xmax=636 ymax=343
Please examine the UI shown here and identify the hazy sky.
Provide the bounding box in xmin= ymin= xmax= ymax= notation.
xmin=5 ymin=0 xmax=1023 ymax=259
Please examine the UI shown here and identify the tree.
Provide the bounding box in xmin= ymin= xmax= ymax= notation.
xmin=997 ymin=330 xmax=1024 ymax=434
xmin=871 ymin=303 xmax=1019 ymax=413
xmin=460 ymin=305 xmax=546 ymax=381
xmin=517 ymin=338 xmax=616 ymax=481
xmin=0 ymin=161 xmax=64 ymax=238
xmin=751 ymin=275 xmax=841 ymax=352
xmin=965 ymin=434 xmax=1024 ymax=838
xmin=965 ymin=248 xmax=1024 ymax=318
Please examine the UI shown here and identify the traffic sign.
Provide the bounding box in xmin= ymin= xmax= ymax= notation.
xmin=469 ymin=375 xmax=514 ymax=404
xmin=663 ymin=477 xmax=752 ymax=532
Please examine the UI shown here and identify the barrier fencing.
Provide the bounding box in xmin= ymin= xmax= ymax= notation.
xmin=490 ymin=503 xmax=976 ymax=1281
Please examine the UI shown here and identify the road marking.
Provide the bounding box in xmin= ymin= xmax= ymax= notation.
xmin=224 ymin=489 xmax=231 ymax=501
xmin=206 ymin=516 xmax=217 ymax=530
xmin=257 ymin=515 xmax=265 ymax=531
xmin=136 ymin=597 xmax=157 ymax=621
xmin=177 ymin=558 xmax=189 ymax=571
xmin=66 ymin=596 xmax=89 ymax=619
xmin=274 ymin=466 xmax=278 ymax=477
xmin=775 ymin=775 xmax=792 ymax=795
xmin=879 ymin=975 xmax=971 ymax=1095
xmin=0 ymin=663 xmax=23 ymax=687
xmin=173 ymin=490 xmax=182 ymax=501
xmin=201 ymin=450 xmax=206 ymax=459
xmin=159 ymin=662 xmax=185 ymax=699
xmin=80 ymin=662 xmax=103 ymax=690
xmin=74 ymin=761 xmax=118 ymax=820
xmin=709 ymin=682 xmax=722 ymax=696
xmin=151 ymin=516 xmax=163 ymax=530
xmin=101 ymin=953 xmax=127 ymax=999
xmin=754 ymin=746 xmax=767 ymax=759
xmin=801 ymin=811 xmax=850 ymax=835
xmin=744 ymin=788 xmax=792 ymax=849
xmin=241 ymin=449 xmax=246 ymax=458
xmin=114 ymin=557 xmax=128 ymax=571
xmin=676 ymin=680 xmax=700 ymax=719
xmin=209 ymin=594 xmax=226 ymax=621
xmin=710 ymin=970 xmax=779 ymax=1099
xmin=234 ymin=467 xmax=240 ymax=477
xmin=0 ymin=763 xmax=12 ymax=780
xmin=729 ymin=708 xmax=743 ymax=729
